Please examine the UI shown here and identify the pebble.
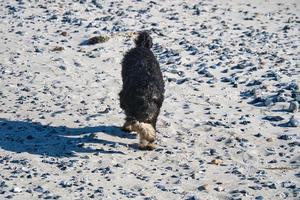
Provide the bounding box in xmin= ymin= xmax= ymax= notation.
xmin=91 ymin=0 xmax=103 ymax=9
xmin=254 ymin=133 xmax=262 ymax=137
xmin=0 ymin=1 xmax=299 ymax=200
xmin=263 ymin=116 xmax=284 ymax=121
xmin=12 ymin=187 xmax=22 ymax=193
xmin=287 ymin=82 xmax=299 ymax=91
xmin=58 ymin=65 xmax=66 ymax=70
xmin=185 ymin=194 xmax=201 ymax=200
xmin=264 ymin=98 xmax=273 ymax=106
xmin=59 ymin=181 xmax=73 ymax=188
xmin=255 ymin=196 xmax=264 ymax=200
xmin=61 ymin=31 xmax=68 ymax=36
xmin=197 ymin=184 xmax=208 ymax=191
xmin=292 ymin=91 xmax=300 ymax=101
xmin=211 ymin=159 xmax=223 ymax=165
xmin=85 ymin=35 xmax=110 ymax=45
xmin=215 ymin=186 xmax=225 ymax=192
xmin=176 ymin=78 xmax=189 ymax=85
xmin=275 ymin=93 xmax=288 ymax=103
xmin=278 ymin=134 xmax=292 ymax=140
xmin=288 ymin=101 xmax=299 ymax=113
xmin=33 ymin=186 xmax=44 ymax=193
xmin=52 ymin=46 xmax=64 ymax=52
xmin=249 ymin=185 xmax=262 ymax=190
xmin=281 ymin=181 xmax=296 ymax=189
xmin=262 ymin=181 xmax=276 ymax=189
xmin=288 ymin=116 xmax=299 ymax=127
xmin=203 ymin=148 xmax=217 ymax=156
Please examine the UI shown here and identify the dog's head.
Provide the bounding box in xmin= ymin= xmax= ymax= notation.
xmin=134 ymin=31 xmax=153 ymax=49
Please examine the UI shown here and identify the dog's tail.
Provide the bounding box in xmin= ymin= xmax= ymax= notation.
xmin=134 ymin=31 xmax=153 ymax=49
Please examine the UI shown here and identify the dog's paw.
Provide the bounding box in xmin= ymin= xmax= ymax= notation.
xmin=122 ymin=121 xmax=136 ymax=132
xmin=139 ymin=143 xmax=156 ymax=151
xmin=138 ymin=122 xmax=156 ymax=142
xmin=121 ymin=125 xmax=132 ymax=132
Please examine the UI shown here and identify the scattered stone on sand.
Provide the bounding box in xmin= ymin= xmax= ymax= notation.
xmin=197 ymin=184 xmax=209 ymax=191
xmin=211 ymin=159 xmax=223 ymax=165
xmin=0 ymin=0 xmax=299 ymax=199
xmin=288 ymin=116 xmax=299 ymax=127
xmin=52 ymin=46 xmax=65 ymax=52
xmin=85 ymin=35 xmax=110 ymax=45
xmin=288 ymin=101 xmax=299 ymax=113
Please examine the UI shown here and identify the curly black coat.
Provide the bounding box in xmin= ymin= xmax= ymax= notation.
xmin=119 ymin=31 xmax=165 ymax=129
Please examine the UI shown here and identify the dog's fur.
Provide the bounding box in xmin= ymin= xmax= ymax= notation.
xmin=119 ymin=31 xmax=165 ymax=150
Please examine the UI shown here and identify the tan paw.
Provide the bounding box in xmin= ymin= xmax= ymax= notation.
xmin=137 ymin=123 xmax=156 ymax=142
xmin=139 ymin=143 xmax=156 ymax=151
xmin=122 ymin=121 xmax=135 ymax=132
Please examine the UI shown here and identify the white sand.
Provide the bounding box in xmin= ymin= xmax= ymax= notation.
xmin=0 ymin=0 xmax=299 ymax=199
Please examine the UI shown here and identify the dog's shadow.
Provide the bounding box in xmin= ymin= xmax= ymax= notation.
xmin=0 ymin=118 xmax=137 ymax=157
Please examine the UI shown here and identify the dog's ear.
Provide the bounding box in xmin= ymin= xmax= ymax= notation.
xmin=134 ymin=31 xmax=153 ymax=49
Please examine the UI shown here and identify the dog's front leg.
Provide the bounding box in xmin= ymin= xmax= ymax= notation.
xmin=137 ymin=122 xmax=156 ymax=150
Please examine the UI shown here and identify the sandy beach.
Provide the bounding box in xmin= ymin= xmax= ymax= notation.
xmin=0 ymin=0 xmax=299 ymax=199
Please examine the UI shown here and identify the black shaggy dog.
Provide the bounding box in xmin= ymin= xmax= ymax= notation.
xmin=119 ymin=31 xmax=165 ymax=150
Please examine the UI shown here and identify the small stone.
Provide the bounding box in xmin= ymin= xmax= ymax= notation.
xmin=275 ymin=93 xmax=288 ymax=102
xmin=197 ymin=184 xmax=208 ymax=191
xmin=44 ymin=193 xmax=59 ymax=199
xmin=112 ymin=142 xmax=120 ymax=148
xmin=61 ymin=31 xmax=68 ymax=36
xmin=254 ymin=133 xmax=262 ymax=137
xmin=255 ymin=196 xmax=264 ymax=200
xmin=176 ymin=78 xmax=189 ymax=85
xmin=288 ymin=116 xmax=299 ymax=127
xmin=204 ymin=71 xmax=214 ymax=78
xmin=287 ymin=82 xmax=299 ymax=91
xmin=264 ymin=98 xmax=273 ymax=106
xmin=82 ymin=155 xmax=90 ymax=159
xmin=292 ymin=91 xmax=300 ymax=101
xmin=0 ymin=181 xmax=5 ymax=187
xmin=185 ymin=194 xmax=201 ymax=200
xmin=281 ymin=181 xmax=296 ymax=189
xmin=86 ymin=133 xmax=97 ymax=139
xmin=35 ymin=47 xmax=43 ymax=53
xmin=251 ymin=97 xmax=264 ymax=104
xmin=249 ymin=185 xmax=263 ymax=190
xmin=288 ymin=101 xmax=299 ymax=113
xmin=60 ymin=181 xmax=72 ymax=188
xmin=92 ymin=0 xmax=103 ymax=8
xmin=278 ymin=134 xmax=292 ymax=140
xmin=95 ymin=187 xmax=104 ymax=193
xmin=33 ymin=186 xmax=44 ymax=193
xmin=26 ymin=189 xmax=32 ymax=193
xmin=58 ymin=65 xmax=66 ymax=70
xmin=263 ymin=182 xmax=276 ymax=189
xmin=15 ymin=31 xmax=24 ymax=35
xmin=211 ymin=159 xmax=223 ymax=165
xmin=197 ymin=68 xmax=210 ymax=76
xmin=215 ymin=186 xmax=225 ymax=192
xmin=263 ymin=116 xmax=284 ymax=122
xmin=86 ymin=35 xmax=110 ymax=45
xmin=246 ymin=80 xmax=262 ymax=86
xmin=12 ymin=187 xmax=22 ymax=193
xmin=266 ymin=138 xmax=274 ymax=142
xmin=52 ymin=46 xmax=64 ymax=52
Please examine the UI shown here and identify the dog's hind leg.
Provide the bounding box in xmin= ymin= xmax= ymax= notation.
xmin=132 ymin=122 xmax=156 ymax=150
xmin=122 ymin=120 xmax=137 ymax=132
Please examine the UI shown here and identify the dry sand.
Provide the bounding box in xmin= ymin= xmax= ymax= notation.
xmin=0 ymin=0 xmax=299 ymax=199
